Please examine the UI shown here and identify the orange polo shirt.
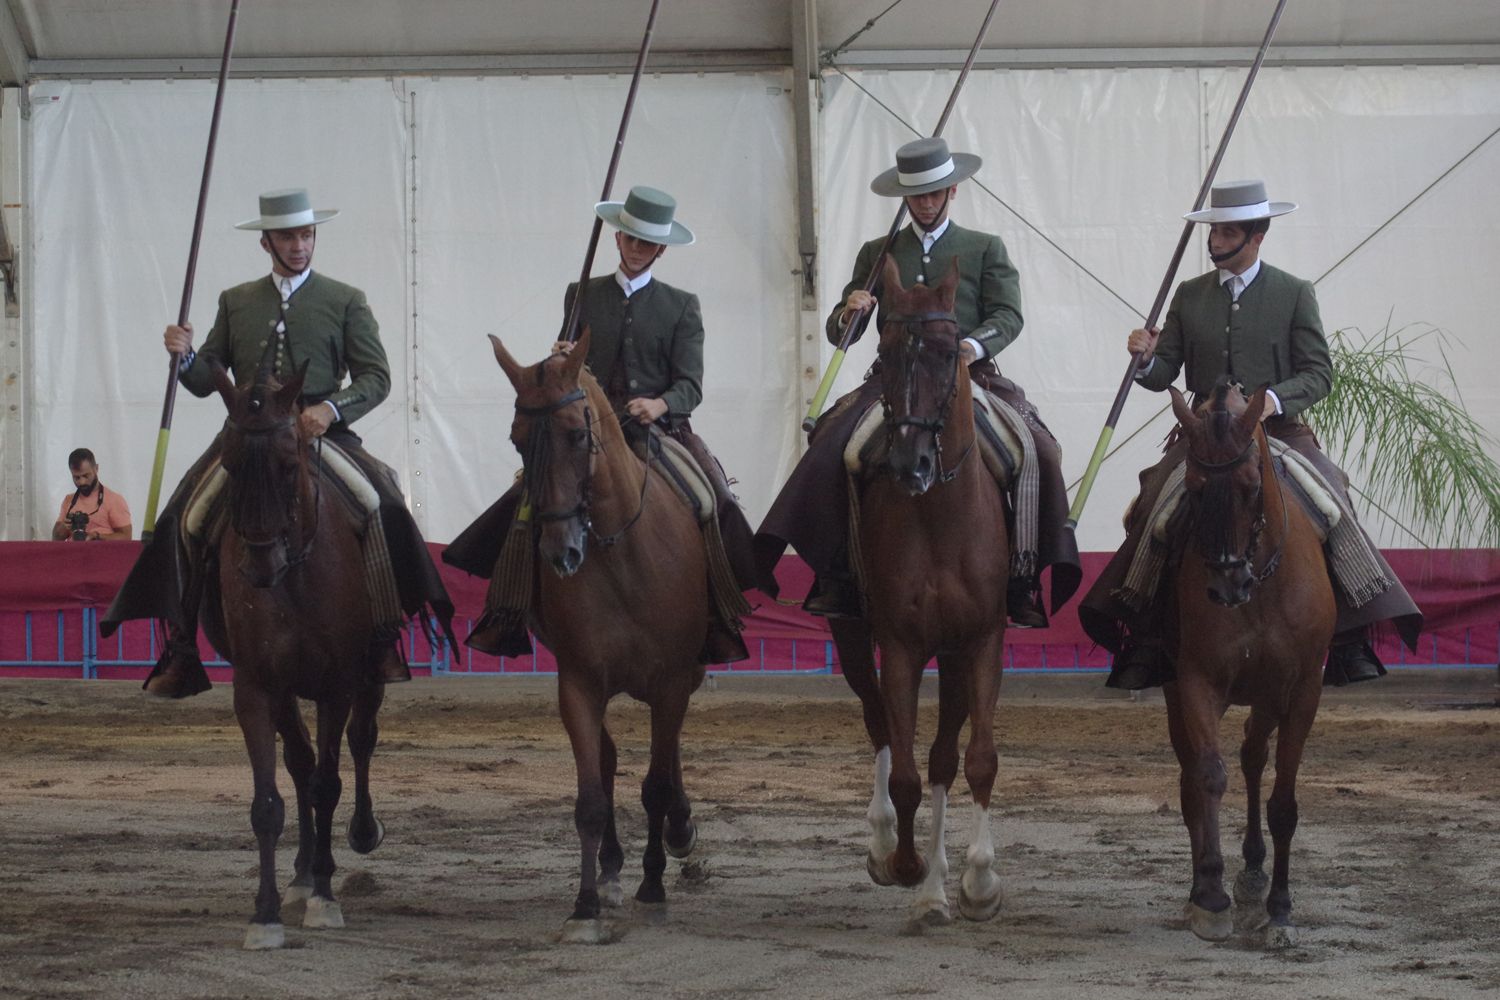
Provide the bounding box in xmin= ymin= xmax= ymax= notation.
xmin=56 ymin=486 xmax=132 ymax=538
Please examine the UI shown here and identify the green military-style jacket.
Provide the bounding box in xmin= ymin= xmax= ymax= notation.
xmin=1138 ymin=262 xmax=1331 ymax=421
xmin=179 ymin=272 xmax=391 ymax=427
xmin=563 ymin=274 xmax=704 ymax=417
xmin=825 ymin=222 xmax=1023 ymax=358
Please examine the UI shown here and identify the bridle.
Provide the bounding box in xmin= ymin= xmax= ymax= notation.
xmin=1187 ymin=430 xmax=1286 ymax=588
xmin=226 ymin=410 xmax=322 ymax=579
xmin=517 ymin=383 xmax=649 ymax=549
xmin=880 ymin=308 xmax=975 ymax=484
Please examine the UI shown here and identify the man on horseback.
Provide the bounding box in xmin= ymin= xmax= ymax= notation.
xmin=756 ymin=137 xmax=1081 ymax=625
xmin=1079 ymin=179 xmax=1422 ymax=690
xmin=445 ymin=186 xmax=756 ymax=662
xmin=103 ymin=188 xmax=453 ymax=697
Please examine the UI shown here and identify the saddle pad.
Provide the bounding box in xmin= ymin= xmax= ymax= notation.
xmin=652 ymin=431 xmax=716 ymax=525
xmin=182 ymin=437 xmax=381 ymax=542
xmin=843 ymin=395 xmax=1020 ymax=489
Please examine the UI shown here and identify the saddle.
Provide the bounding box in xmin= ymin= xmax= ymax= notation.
xmin=645 ymin=430 xmax=717 ymax=526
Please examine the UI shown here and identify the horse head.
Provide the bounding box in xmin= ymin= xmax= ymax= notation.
xmin=1170 ymin=380 xmax=1274 ymax=608
xmin=876 ymin=255 xmax=965 ymax=496
xmin=491 ymin=327 xmax=596 ymax=577
xmin=210 ymin=347 xmax=312 ymax=589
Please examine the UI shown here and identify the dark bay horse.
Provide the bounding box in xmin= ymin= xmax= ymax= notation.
xmin=830 ymin=257 xmax=1009 ymax=929
xmin=488 ymin=329 xmax=709 ymax=944
xmin=203 ymin=360 xmax=387 ymax=950
xmin=1164 ymin=382 xmax=1336 ymax=948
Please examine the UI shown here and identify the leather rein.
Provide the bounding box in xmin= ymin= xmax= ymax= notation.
xmin=227 ymin=410 xmax=323 ymax=577
xmin=1189 ymin=430 xmax=1286 ymax=587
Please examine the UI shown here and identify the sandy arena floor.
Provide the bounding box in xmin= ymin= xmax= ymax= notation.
xmin=1 ymin=670 xmax=1497 ymax=1000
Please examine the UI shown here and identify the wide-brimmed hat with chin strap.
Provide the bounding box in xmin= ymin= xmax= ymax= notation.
xmin=234 ymin=188 xmax=340 ymax=231
xmin=1184 ymin=179 xmax=1297 ymax=224
xmin=595 ymin=186 xmax=695 ymax=246
xmin=870 ymin=137 xmax=982 ymax=197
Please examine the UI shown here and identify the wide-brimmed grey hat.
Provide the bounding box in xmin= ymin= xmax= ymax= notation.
xmin=870 ymin=137 xmax=982 ymax=197
xmin=1184 ymin=179 xmax=1297 ymax=224
xmin=234 ymin=188 xmax=339 ymax=231
xmin=595 ymin=186 xmax=695 ymax=246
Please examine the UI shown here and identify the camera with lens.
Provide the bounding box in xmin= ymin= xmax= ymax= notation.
xmin=68 ymin=510 xmax=90 ymax=542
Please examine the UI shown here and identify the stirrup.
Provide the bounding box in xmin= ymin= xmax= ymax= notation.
xmin=143 ymin=636 xmax=212 ymax=699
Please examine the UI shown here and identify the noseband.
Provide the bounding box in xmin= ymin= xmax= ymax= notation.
xmin=880 ymin=309 xmax=974 ymax=483
xmin=516 ymin=384 xmax=648 ymax=548
xmin=1189 ymin=434 xmax=1285 ymax=587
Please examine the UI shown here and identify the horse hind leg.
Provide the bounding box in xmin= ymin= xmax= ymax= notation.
xmin=235 ymin=684 xmax=287 ymax=950
xmin=665 ymin=745 xmax=710 ymax=884
xmin=635 ymin=690 xmax=693 ymax=910
xmin=1261 ymin=677 xmax=1322 ymax=950
xmin=830 ymin=620 xmax=898 ymax=886
xmin=953 ymin=639 xmax=1005 ymax=923
xmin=301 ymin=697 xmax=354 ymax=931
xmin=596 ymin=724 xmax=625 ymax=908
xmin=273 ymin=694 xmax=316 ymax=905
xmin=346 ymin=679 xmax=387 ymax=856
xmin=907 ymin=662 xmax=966 ymax=928
xmin=1234 ymin=707 xmax=1277 ymax=926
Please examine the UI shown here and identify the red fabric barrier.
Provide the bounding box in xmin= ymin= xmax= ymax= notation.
xmin=2 ymin=541 xmax=1496 ymax=672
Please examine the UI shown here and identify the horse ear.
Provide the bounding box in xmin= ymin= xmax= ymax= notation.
xmin=879 ymin=253 xmax=905 ymax=299
xmin=488 ymin=334 xmax=525 ymax=388
xmin=1240 ymin=384 xmax=1271 ymax=435
xmin=561 ymin=326 xmax=591 ymax=382
xmin=208 ymin=358 xmax=237 ymax=412
xmin=276 ymin=360 xmax=310 ymax=411
xmin=1168 ymin=385 xmax=1196 ymax=429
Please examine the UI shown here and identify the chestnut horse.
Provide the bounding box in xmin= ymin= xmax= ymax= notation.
xmin=829 ymin=257 xmax=1008 ymax=929
xmin=202 ymin=360 xmax=388 ymax=950
xmin=488 ymin=329 xmax=708 ymax=944
xmin=1164 ymin=382 xmax=1336 ymax=948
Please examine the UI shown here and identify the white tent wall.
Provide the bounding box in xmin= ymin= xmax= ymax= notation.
xmin=819 ymin=64 xmax=1500 ymax=552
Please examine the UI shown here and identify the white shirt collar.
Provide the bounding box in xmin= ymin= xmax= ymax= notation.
xmin=910 ymin=217 xmax=952 ymax=251
xmin=615 ymin=268 xmax=653 ymax=298
xmin=1218 ymin=259 xmax=1261 ymax=300
xmin=273 ymin=268 xmax=311 ymax=299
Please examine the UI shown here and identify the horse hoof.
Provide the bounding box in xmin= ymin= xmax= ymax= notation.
xmin=243 ymin=922 xmax=285 ymax=950
xmin=866 ymin=853 xmax=896 ymax=887
xmin=283 ymin=883 xmax=312 ymax=905
xmin=677 ymin=854 xmax=711 ymax=885
xmin=665 ymin=824 xmax=698 ymax=860
xmin=347 ymin=816 xmax=385 ymax=855
xmin=302 ymin=897 xmax=345 ymax=930
xmin=599 ymin=878 xmax=625 ymax=909
xmin=1264 ymin=921 xmax=1299 ymax=950
xmin=560 ymin=918 xmax=618 ymax=945
xmin=1185 ymin=902 xmax=1233 ymax=942
xmin=958 ymin=877 xmax=1004 ymax=922
xmin=1234 ymin=869 xmax=1269 ymax=907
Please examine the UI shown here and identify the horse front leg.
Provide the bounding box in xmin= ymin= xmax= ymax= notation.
xmin=1234 ymin=707 xmax=1277 ymax=923
xmin=273 ymin=694 xmax=315 ymax=905
xmin=637 ymin=688 xmax=693 ymax=910
xmin=830 ymin=618 xmax=896 ymax=884
xmin=557 ymin=676 xmax=613 ymax=944
xmin=302 ymin=697 xmax=353 ymax=930
xmin=235 ymin=684 xmax=286 ymax=950
xmin=876 ymin=642 xmax=927 ymax=890
xmin=1261 ymin=673 xmax=1323 ymax=950
xmin=956 ymin=630 xmax=1006 ymax=922
xmin=596 ymin=724 xmax=626 ymax=909
xmin=1165 ymin=679 xmax=1232 ymax=942
xmin=345 ymin=678 xmax=387 ymax=856
xmin=905 ymin=658 xmax=968 ymax=928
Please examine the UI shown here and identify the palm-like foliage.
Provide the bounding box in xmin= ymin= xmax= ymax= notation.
xmin=1311 ymin=323 xmax=1500 ymax=547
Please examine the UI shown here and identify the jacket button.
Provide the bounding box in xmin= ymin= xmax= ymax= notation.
xmin=625 ymin=337 xmax=633 ymax=345
xmin=1222 ymin=350 xmax=1229 ymax=358
xmin=917 ymin=274 xmax=925 ymax=283
xmin=625 ymin=316 xmax=632 ymax=324
xmin=1231 ymin=303 xmax=1240 ymax=311
xmin=922 ymin=255 xmax=931 ymax=263
xmin=629 ymin=379 xmax=638 ymax=389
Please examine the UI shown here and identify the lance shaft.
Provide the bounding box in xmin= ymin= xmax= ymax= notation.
xmin=561 ymin=0 xmax=662 ymax=345
xmin=142 ymin=0 xmax=241 ymax=537
xmin=1065 ymin=0 xmax=1290 ymax=529
xmin=802 ymin=0 xmax=1004 ymax=433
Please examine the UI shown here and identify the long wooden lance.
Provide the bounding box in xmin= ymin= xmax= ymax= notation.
xmin=801 ymin=0 xmax=1004 ymax=434
xmin=560 ymin=0 xmax=663 ymax=344
xmin=141 ymin=0 xmax=242 ymax=538
xmin=1065 ymin=0 xmax=1291 ymax=530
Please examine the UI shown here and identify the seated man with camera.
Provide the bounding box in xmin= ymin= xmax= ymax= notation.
xmin=52 ymin=448 xmax=132 ymax=542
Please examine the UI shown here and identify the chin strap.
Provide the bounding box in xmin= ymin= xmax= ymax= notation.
xmin=1209 ymin=229 xmax=1253 ymax=265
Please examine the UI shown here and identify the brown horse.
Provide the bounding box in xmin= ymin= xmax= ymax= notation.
xmin=828 ymin=257 xmax=1009 ymax=929
xmin=1164 ymin=382 xmax=1336 ymax=948
xmin=488 ymin=329 xmax=709 ymax=944
xmin=203 ymin=359 xmax=388 ymax=950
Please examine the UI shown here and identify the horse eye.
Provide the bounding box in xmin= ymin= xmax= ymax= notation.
xmin=569 ymin=428 xmax=590 ymax=448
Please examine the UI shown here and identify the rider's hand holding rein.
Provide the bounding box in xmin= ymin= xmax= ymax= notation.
xmin=1128 ymin=326 xmax=1160 ymax=364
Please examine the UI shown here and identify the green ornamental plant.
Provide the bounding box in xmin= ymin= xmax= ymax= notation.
xmin=1312 ymin=323 xmax=1500 ymax=548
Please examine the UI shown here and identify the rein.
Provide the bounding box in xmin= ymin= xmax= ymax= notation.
xmin=1190 ymin=430 xmax=1286 ymax=587
xmin=228 ymin=413 xmax=322 ymax=576
xmin=880 ymin=309 xmax=975 ymax=484
xmin=518 ymin=385 xmax=650 ymax=548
